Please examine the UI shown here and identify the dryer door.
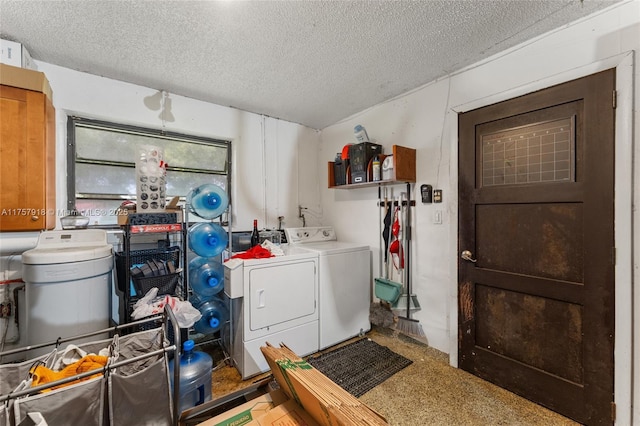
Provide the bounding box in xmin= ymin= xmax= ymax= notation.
xmin=244 ymin=258 xmax=318 ymax=341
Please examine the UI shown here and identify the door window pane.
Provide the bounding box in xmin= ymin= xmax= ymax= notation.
xmin=482 ymin=117 xmax=575 ymax=186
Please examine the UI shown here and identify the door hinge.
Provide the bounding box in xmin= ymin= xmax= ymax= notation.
xmin=612 ymin=247 xmax=616 ymax=265
xmin=611 ymin=401 xmax=616 ymax=422
xmin=613 ymin=90 xmax=617 ymax=109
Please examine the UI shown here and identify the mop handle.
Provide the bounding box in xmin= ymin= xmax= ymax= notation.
xmin=378 ymin=185 xmax=383 ymax=286
xmin=405 ymin=183 xmax=412 ymax=318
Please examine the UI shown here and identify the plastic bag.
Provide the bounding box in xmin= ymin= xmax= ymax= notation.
xmin=131 ymin=288 xmax=202 ymax=328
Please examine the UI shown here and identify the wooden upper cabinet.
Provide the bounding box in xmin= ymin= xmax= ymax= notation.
xmin=0 ymin=84 xmax=56 ymax=231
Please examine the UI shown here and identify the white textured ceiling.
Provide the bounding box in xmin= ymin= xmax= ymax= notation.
xmin=0 ymin=0 xmax=621 ymax=129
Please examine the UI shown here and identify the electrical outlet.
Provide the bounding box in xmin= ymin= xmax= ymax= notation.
xmin=433 ymin=189 xmax=443 ymax=203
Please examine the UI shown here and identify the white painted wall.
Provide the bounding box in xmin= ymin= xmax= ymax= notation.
xmin=0 ymin=0 xmax=637 ymax=422
xmin=320 ymin=1 xmax=638 ymax=423
xmin=0 ymin=60 xmax=321 ymax=253
xmin=33 ymin=61 xmax=322 ymax=233
xmin=0 ymin=61 xmax=322 ymax=353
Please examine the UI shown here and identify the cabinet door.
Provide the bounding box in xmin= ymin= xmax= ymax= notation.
xmin=0 ymin=85 xmax=55 ymax=231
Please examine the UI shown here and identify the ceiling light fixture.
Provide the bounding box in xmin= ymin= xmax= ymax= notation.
xmin=160 ymin=91 xmax=175 ymax=123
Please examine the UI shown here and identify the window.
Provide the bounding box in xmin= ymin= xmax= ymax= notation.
xmin=67 ymin=117 xmax=231 ymax=226
xmin=481 ymin=117 xmax=575 ymax=187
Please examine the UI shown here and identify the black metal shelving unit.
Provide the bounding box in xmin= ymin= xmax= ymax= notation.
xmin=115 ymin=217 xmax=188 ymax=326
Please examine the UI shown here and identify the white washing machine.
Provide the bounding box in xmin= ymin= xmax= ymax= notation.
xmin=224 ymin=245 xmax=319 ymax=379
xmin=286 ymin=226 xmax=371 ymax=350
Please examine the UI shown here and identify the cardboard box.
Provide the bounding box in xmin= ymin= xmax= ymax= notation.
xmin=260 ymin=344 xmax=389 ymax=426
xmin=0 ymin=39 xmax=35 ymax=69
xmin=0 ymin=63 xmax=51 ymax=100
xmin=116 ymin=207 xmax=132 ymax=226
xmin=198 ymin=389 xmax=288 ymax=426
xmin=247 ymin=399 xmax=319 ymax=426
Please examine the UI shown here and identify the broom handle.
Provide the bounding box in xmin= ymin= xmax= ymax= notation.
xmin=405 ymin=183 xmax=412 ymax=319
xmin=385 ymin=188 xmax=390 ymax=280
xmin=378 ymin=186 xmax=383 ymax=287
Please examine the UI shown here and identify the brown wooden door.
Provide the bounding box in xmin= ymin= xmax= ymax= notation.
xmin=458 ymin=69 xmax=615 ymax=425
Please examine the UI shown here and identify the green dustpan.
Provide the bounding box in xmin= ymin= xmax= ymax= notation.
xmin=374 ymin=277 xmax=403 ymax=303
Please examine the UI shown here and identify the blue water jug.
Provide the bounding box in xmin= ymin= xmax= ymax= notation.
xmin=189 ymin=256 xmax=224 ymax=298
xmin=187 ymin=183 xmax=229 ymax=220
xmin=188 ymin=222 xmax=228 ymax=257
xmin=190 ymin=295 xmax=228 ymax=335
xmin=169 ymin=340 xmax=213 ymax=414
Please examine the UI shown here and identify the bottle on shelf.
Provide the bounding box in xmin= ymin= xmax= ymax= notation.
xmin=354 ymin=124 xmax=370 ymax=143
xmin=188 ymin=256 xmax=224 ymax=298
xmin=186 ymin=183 xmax=229 ymax=220
xmin=168 ymin=339 xmax=213 ymax=413
xmin=189 ymin=295 xmax=229 ymax=335
xmin=372 ymin=155 xmax=381 ymax=181
xmin=250 ymin=219 xmax=259 ymax=247
xmin=188 ymin=222 xmax=228 ymax=257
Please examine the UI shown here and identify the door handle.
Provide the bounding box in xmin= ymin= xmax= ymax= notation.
xmin=461 ymin=250 xmax=477 ymax=263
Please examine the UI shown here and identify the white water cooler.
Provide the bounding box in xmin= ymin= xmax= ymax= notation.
xmin=22 ymin=230 xmax=113 ymax=355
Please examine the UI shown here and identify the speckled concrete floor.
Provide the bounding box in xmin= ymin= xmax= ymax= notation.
xmin=359 ymin=327 xmax=579 ymax=426
xmin=206 ymin=325 xmax=579 ymax=425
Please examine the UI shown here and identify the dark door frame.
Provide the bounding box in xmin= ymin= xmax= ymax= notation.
xmin=447 ymin=52 xmax=634 ymax=424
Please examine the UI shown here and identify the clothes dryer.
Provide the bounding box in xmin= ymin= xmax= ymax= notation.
xmin=224 ymin=245 xmax=319 ymax=379
xmin=286 ymin=227 xmax=371 ymax=350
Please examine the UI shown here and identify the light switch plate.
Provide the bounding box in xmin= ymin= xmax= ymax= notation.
xmin=433 ymin=210 xmax=443 ymax=225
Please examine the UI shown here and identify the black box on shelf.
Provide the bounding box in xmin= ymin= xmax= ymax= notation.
xmin=349 ymin=142 xmax=382 ymax=184
xmin=128 ymin=212 xmax=177 ymax=225
xmin=333 ymin=153 xmax=348 ymax=186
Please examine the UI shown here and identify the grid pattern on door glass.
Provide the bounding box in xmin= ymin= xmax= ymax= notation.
xmin=482 ymin=117 xmax=574 ymax=187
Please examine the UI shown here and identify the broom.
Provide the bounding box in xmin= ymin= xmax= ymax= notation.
xmin=396 ymin=187 xmax=426 ymax=339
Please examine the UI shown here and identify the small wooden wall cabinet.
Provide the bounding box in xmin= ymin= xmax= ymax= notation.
xmin=328 ymin=144 xmax=416 ymax=188
xmin=0 ymin=65 xmax=56 ymax=231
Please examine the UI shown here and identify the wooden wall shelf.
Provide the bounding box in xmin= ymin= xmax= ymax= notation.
xmin=328 ymin=144 xmax=416 ymax=189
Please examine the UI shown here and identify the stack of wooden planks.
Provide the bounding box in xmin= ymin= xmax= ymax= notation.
xmin=260 ymin=343 xmax=389 ymax=426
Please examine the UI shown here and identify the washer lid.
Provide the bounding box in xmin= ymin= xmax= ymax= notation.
xmin=296 ymin=241 xmax=369 ymax=255
xmin=22 ymin=230 xmax=112 ymax=264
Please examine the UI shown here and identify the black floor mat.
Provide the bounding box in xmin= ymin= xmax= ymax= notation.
xmin=306 ymin=338 xmax=413 ymax=397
